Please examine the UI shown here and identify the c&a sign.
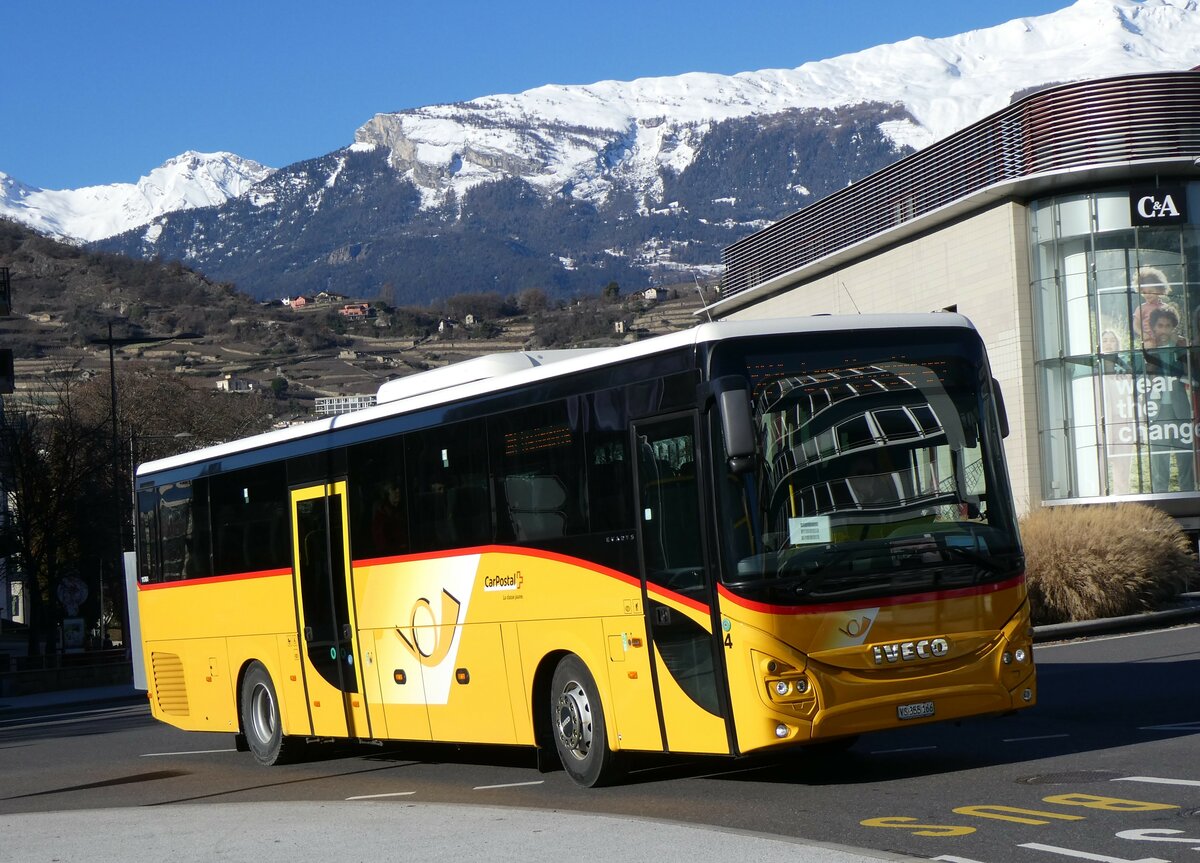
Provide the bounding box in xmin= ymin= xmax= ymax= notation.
xmin=1130 ymin=185 xmax=1188 ymax=226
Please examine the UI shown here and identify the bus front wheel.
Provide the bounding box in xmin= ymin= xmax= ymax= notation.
xmin=239 ymin=662 xmax=294 ymax=766
xmin=550 ymin=655 xmax=618 ymax=787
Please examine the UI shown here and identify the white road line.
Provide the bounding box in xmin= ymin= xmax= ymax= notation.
xmin=346 ymin=791 xmax=417 ymax=800
xmin=0 ymin=707 xmax=147 ymax=732
xmin=140 ymin=749 xmax=237 ymax=757
xmin=472 ymin=780 xmax=545 ymax=790
xmin=0 ymin=704 xmax=145 ymax=725
xmin=935 ymin=856 xmax=990 ymax=863
xmin=1114 ymin=775 xmax=1200 ymax=788
xmin=1137 ymin=721 xmax=1200 ymax=732
xmin=1003 ymin=734 xmax=1070 ymax=743
xmin=869 ymin=745 xmax=938 ymax=754
xmin=1019 ymin=841 xmax=1169 ymax=862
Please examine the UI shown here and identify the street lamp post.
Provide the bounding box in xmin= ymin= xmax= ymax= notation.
xmin=107 ymin=322 xmax=121 ymax=648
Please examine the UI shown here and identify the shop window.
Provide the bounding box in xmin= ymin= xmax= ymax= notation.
xmin=1030 ymin=185 xmax=1200 ymax=501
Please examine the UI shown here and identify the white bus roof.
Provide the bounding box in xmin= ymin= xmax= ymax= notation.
xmin=137 ymin=313 xmax=976 ymax=478
xmin=375 ymin=348 xmax=604 ymax=404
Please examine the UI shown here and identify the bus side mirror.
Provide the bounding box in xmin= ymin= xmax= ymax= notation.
xmin=992 ymin=377 xmax=1010 ymax=439
xmin=713 ymin=378 xmax=756 ymax=474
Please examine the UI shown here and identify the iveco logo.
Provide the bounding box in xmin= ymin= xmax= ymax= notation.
xmin=872 ymin=637 xmax=950 ymax=665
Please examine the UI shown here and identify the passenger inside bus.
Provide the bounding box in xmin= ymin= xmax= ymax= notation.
xmin=370 ymin=480 xmax=408 ymax=554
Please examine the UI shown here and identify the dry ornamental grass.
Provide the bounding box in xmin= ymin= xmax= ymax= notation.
xmin=1020 ymin=503 xmax=1196 ymax=624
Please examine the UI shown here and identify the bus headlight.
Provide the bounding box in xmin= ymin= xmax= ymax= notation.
xmin=766 ymin=674 xmax=811 ymax=704
xmin=1014 ymin=648 xmax=1028 ymax=663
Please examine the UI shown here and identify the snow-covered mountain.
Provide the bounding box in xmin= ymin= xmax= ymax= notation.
xmin=74 ymin=0 xmax=1200 ymax=304
xmin=354 ymin=0 xmax=1200 ymax=211
xmin=0 ymin=151 xmax=274 ymax=242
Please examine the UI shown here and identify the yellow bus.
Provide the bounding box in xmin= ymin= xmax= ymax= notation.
xmin=129 ymin=314 xmax=1035 ymax=786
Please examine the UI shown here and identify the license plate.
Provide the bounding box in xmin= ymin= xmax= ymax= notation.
xmin=897 ymin=700 xmax=935 ymax=720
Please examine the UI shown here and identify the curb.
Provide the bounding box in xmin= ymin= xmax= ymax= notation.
xmin=1033 ymin=594 xmax=1200 ymax=642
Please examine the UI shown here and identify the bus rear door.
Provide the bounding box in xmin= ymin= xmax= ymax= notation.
xmin=290 ymin=482 xmax=371 ymax=739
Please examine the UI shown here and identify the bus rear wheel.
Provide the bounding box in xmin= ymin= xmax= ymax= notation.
xmin=239 ymin=662 xmax=294 ymax=766
xmin=550 ymin=655 xmax=619 ymax=787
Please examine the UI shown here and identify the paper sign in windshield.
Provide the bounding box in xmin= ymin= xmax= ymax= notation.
xmin=789 ymin=515 xmax=831 ymax=545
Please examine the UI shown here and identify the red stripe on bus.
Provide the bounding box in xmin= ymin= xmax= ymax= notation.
xmin=716 ymin=573 xmax=1026 ymax=615
xmin=137 ymin=567 xmax=291 ymax=590
xmin=353 ymin=545 xmax=709 ymax=613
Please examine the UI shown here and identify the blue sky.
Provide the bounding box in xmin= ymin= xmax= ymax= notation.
xmin=4 ymin=0 xmax=1069 ymax=190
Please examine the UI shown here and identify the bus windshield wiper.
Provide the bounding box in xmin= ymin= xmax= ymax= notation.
xmin=939 ymin=544 xmax=1007 ymax=575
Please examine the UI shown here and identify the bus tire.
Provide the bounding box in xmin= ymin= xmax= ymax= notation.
xmin=239 ymin=662 xmax=294 ymax=766
xmin=550 ymin=654 xmax=618 ymax=787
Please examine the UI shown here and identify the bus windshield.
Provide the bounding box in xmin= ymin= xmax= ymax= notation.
xmin=712 ymin=334 xmax=1021 ymax=606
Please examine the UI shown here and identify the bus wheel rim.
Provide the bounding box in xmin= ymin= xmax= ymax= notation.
xmin=251 ymin=683 xmax=275 ymax=742
xmin=556 ymin=680 xmax=592 ymax=760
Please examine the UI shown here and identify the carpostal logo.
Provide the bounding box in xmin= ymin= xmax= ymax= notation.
xmin=484 ymin=570 xmax=523 ymax=592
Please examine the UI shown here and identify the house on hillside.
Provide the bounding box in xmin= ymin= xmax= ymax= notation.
xmin=216 ymin=373 xmax=254 ymax=393
xmin=285 ymin=295 xmax=313 ymax=309
xmin=315 ymin=291 xmax=348 ymax=304
xmin=339 ymin=302 xmax=373 ymax=318
xmin=642 ymin=287 xmax=669 ymax=302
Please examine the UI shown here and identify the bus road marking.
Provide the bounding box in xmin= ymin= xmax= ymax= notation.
xmin=1114 ymin=776 xmax=1200 ymax=788
xmin=346 ymin=791 xmax=417 ymax=800
xmin=1018 ymin=842 xmax=1168 ymax=862
xmin=141 ymin=749 xmax=237 ymax=757
xmin=473 ymin=780 xmax=545 ymax=790
xmin=869 ymin=745 xmax=938 ymax=754
xmin=1116 ymin=828 xmax=1200 ymax=849
xmin=1003 ymin=734 xmax=1070 ymax=743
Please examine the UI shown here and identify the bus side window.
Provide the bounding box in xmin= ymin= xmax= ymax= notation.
xmin=492 ymin=404 xmax=586 ymax=545
xmin=137 ymin=489 xmax=160 ymax=584
xmin=348 ymin=438 xmax=410 ymax=560
xmin=406 ymin=419 xmax=490 ymax=553
xmin=209 ymin=462 xmax=287 ymax=576
xmin=587 ymin=434 xmax=633 ymax=533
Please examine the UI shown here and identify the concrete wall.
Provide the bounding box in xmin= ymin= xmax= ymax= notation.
xmin=724 ymin=202 xmax=1042 ymax=514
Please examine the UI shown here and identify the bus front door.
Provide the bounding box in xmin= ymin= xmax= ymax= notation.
xmin=633 ymin=414 xmax=731 ymax=755
xmin=290 ymin=482 xmax=371 ymax=739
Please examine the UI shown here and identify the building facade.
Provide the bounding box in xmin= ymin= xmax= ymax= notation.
xmin=712 ymin=72 xmax=1200 ymax=528
xmin=314 ymin=393 xmax=378 ymax=416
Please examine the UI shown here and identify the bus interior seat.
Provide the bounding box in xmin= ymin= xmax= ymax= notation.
xmin=505 ymin=475 xmax=567 ymax=541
